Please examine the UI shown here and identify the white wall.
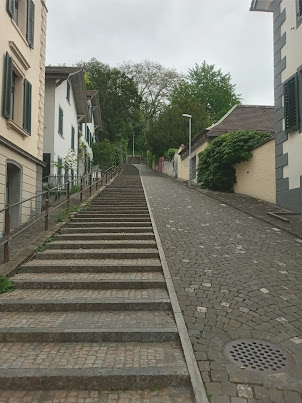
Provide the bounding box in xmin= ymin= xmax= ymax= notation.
xmin=281 ymin=0 xmax=302 ymax=190
xmin=53 ymin=80 xmax=78 ymax=176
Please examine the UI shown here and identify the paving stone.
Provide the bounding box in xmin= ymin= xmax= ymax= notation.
xmin=221 ymin=382 xmax=237 ymax=397
xmin=269 ymin=388 xmax=284 ymax=402
xmin=231 ymin=398 xmax=248 ymax=403
xmin=205 ymin=382 xmax=222 ymax=396
xmin=283 ymin=390 xmax=302 ymax=403
xmin=211 ymin=396 xmax=230 ymax=403
xmin=211 ymin=371 xmax=229 ymax=382
xmin=139 ymin=164 xmax=302 ymax=401
xmin=254 ymin=386 xmax=269 ymax=400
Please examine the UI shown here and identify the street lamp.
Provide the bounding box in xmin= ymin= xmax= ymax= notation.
xmin=182 ymin=113 xmax=192 ymax=187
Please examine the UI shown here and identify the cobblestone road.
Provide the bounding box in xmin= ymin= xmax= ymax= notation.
xmin=139 ymin=165 xmax=302 ymax=403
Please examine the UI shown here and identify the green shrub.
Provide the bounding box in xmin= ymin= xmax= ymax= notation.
xmin=197 ymin=130 xmax=272 ymax=191
xmin=0 ymin=275 xmax=14 ymax=294
xmin=147 ymin=150 xmax=153 ymax=167
xmin=71 ymin=185 xmax=80 ymax=194
xmin=164 ymin=148 xmax=177 ymax=161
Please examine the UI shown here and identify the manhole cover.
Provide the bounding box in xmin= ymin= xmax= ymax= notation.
xmin=224 ymin=339 xmax=294 ymax=373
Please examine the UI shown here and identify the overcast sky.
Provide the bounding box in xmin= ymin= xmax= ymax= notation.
xmin=46 ymin=0 xmax=274 ymax=105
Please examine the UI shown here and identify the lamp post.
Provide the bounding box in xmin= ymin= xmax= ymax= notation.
xmin=132 ymin=134 xmax=135 ymax=157
xmin=182 ymin=113 xmax=192 ymax=187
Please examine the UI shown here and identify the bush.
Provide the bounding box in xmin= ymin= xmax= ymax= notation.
xmin=164 ymin=148 xmax=177 ymax=161
xmin=197 ymin=130 xmax=272 ymax=191
xmin=0 ymin=275 xmax=14 ymax=294
xmin=147 ymin=150 xmax=153 ymax=167
xmin=71 ymin=185 xmax=80 ymax=195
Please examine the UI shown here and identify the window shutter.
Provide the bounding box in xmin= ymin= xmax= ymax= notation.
xmin=284 ymin=75 xmax=299 ymax=133
xmin=71 ymin=126 xmax=75 ymax=150
xmin=58 ymin=107 xmax=63 ymax=134
xmin=67 ymin=81 xmax=71 ymax=102
xmin=299 ymin=0 xmax=302 ymax=17
xmin=23 ymin=79 xmax=32 ymax=135
xmin=26 ymin=0 xmax=35 ymax=49
xmin=3 ymin=52 xmax=13 ymax=119
xmin=7 ymin=0 xmax=15 ymax=16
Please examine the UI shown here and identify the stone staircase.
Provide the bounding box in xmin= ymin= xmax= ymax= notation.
xmin=0 ymin=165 xmax=194 ymax=402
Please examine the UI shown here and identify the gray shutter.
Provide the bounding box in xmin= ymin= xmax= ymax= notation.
xmin=3 ymin=52 xmax=13 ymax=120
xmin=23 ymin=79 xmax=32 ymax=135
xmin=58 ymin=107 xmax=64 ymax=134
xmin=284 ymin=75 xmax=299 ymax=133
xmin=299 ymin=0 xmax=302 ymax=17
xmin=7 ymin=0 xmax=15 ymax=16
xmin=71 ymin=126 xmax=75 ymax=149
xmin=26 ymin=0 xmax=35 ymax=49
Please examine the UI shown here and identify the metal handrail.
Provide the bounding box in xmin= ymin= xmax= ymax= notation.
xmin=0 ymin=164 xmax=122 ymax=263
xmin=0 ymin=170 xmax=100 ymax=213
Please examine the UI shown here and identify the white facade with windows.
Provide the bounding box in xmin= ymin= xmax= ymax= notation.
xmin=0 ymin=0 xmax=48 ymax=235
xmin=251 ymin=0 xmax=302 ymax=214
xmin=43 ymin=67 xmax=89 ymax=185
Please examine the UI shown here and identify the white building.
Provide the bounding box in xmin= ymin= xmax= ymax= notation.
xmin=78 ymin=90 xmax=102 ymax=176
xmin=43 ymin=67 xmax=89 ymax=185
xmin=251 ymin=0 xmax=302 ymax=214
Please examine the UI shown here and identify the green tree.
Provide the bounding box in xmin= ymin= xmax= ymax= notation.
xmin=197 ymin=131 xmax=272 ymax=191
xmin=78 ymin=59 xmax=142 ymax=144
xmin=92 ymin=139 xmax=122 ymax=171
xmin=120 ymin=60 xmax=182 ymax=121
xmin=145 ymin=100 xmax=210 ymax=157
xmin=170 ymin=61 xmax=241 ymax=123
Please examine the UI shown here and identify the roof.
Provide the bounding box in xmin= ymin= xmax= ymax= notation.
xmin=45 ymin=66 xmax=89 ymax=123
xmin=250 ymin=0 xmax=274 ymax=12
xmin=86 ymin=90 xmax=102 ymax=132
xmin=179 ymin=104 xmax=275 ymax=157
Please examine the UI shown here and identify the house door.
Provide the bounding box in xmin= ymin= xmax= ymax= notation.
xmin=6 ymin=161 xmax=22 ymax=229
xmin=191 ymin=156 xmax=197 ymax=180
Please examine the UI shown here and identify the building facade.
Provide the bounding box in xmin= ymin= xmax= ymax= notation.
xmin=78 ymin=90 xmax=102 ymax=177
xmin=251 ymin=0 xmax=302 ymax=213
xmin=43 ymin=67 xmax=89 ymax=185
xmin=0 ymin=0 xmax=48 ymax=234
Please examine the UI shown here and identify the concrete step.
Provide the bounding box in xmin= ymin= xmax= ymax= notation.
xmin=34 ymin=249 xmax=159 ymax=260
xmin=60 ymin=227 xmax=153 ymax=233
xmin=71 ymin=217 xmax=151 ymax=222
xmin=13 ymin=272 xmax=166 ymax=289
xmin=45 ymin=240 xmax=157 ymax=250
xmin=68 ymin=222 xmax=152 ymax=228
xmin=0 ymin=342 xmax=189 ymax=390
xmin=20 ymin=261 xmax=162 ymax=273
xmin=0 ymin=311 xmax=177 ymax=342
xmin=0 ymin=288 xmax=171 ymax=312
xmin=55 ymin=233 xmax=155 ymax=241
xmin=0 ymin=387 xmax=193 ymax=402
xmin=78 ymin=211 xmax=149 ymax=215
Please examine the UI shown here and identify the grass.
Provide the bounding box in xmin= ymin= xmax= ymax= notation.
xmin=0 ymin=275 xmax=14 ymax=294
xmin=151 ymin=386 xmax=158 ymax=392
xmin=57 ymin=205 xmax=81 ymax=223
xmin=37 ymin=245 xmax=45 ymax=252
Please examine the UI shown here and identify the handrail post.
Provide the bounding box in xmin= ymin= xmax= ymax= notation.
xmin=105 ymin=170 xmax=108 ymax=185
xmin=45 ymin=191 xmax=49 ymax=231
xmin=67 ymin=182 xmax=70 ymax=208
xmin=90 ymin=173 xmax=92 ymax=196
xmin=80 ymin=177 xmax=83 ymax=203
xmin=96 ymin=171 xmax=98 ymax=191
xmin=4 ymin=206 xmax=10 ymax=263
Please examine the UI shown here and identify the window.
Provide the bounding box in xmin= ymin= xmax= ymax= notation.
xmin=7 ymin=0 xmax=35 ymax=48
xmin=297 ymin=0 xmax=302 ymax=26
xmin=67 ymin=81 xmax=71 ymax=103
xmin=284 ymin=74 xmax=299 ymax=134
xmin=2 ymin=52 xmax=32 ymax=135
xmin=71 ymin=126 xmax=75 ymax=150
xmin=58 ymin=107 xmax=64 ymax=135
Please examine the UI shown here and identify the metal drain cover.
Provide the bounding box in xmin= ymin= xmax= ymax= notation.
xmin=224 ymin=339 xmax=294 ymax=373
